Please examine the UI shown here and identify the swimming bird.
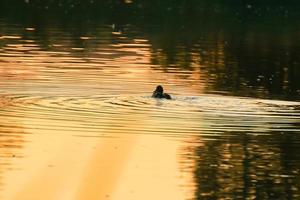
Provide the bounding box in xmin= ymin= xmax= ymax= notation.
xmin=152 ymin=85 xmax=172 ymax=99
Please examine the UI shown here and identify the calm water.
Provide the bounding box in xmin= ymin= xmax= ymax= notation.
xmin=1 ymin=6 xmax=300 ymax=200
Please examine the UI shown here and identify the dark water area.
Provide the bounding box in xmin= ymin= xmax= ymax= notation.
xmin=0 ymin=1 xmax=300 ymax=200
xmin=1 ymin=0 xmax=300 ymax=100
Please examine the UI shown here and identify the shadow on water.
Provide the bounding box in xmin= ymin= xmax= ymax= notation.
xmin=182 ymin=130 xmax=300 ymax=199
xmin=176 ymin=97 xmax=300 ymax=199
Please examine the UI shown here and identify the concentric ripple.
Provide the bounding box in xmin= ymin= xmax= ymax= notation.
xmin=2 ymin=94 xmax=300 ymax=139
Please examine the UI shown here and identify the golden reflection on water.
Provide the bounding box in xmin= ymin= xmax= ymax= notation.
xmin=1 ymin=100 xmax=196 ymax=200
xmin=0 ymin=25 xmax=201 ymax=200
xmin=0 ymin=22 xmax=300 ymax=200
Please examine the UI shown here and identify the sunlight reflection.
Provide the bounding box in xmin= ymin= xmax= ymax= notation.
xmin=0 ymin=17 xmax=300 ymax=200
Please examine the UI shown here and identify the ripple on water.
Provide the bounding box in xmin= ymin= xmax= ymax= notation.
xmin=1 ymin=94 xmax=300 ymax=139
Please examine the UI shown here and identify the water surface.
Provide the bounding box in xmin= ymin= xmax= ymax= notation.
xmin=1 ymin=7 xmax=300 ymax=200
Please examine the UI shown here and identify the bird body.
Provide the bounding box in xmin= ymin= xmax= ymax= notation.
xmin=152 ymin=85 xmax=172 ymax=99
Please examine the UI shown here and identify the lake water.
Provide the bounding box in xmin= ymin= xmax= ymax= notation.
xmin=1 ymin=6 xmax=300 ymax=200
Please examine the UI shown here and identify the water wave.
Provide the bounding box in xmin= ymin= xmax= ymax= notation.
xmin=1 ymin=94 xmax=299 ymax=139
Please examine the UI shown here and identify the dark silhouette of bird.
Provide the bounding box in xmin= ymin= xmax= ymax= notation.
xmin=152 ymin=85 xmax=171 ymax=99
